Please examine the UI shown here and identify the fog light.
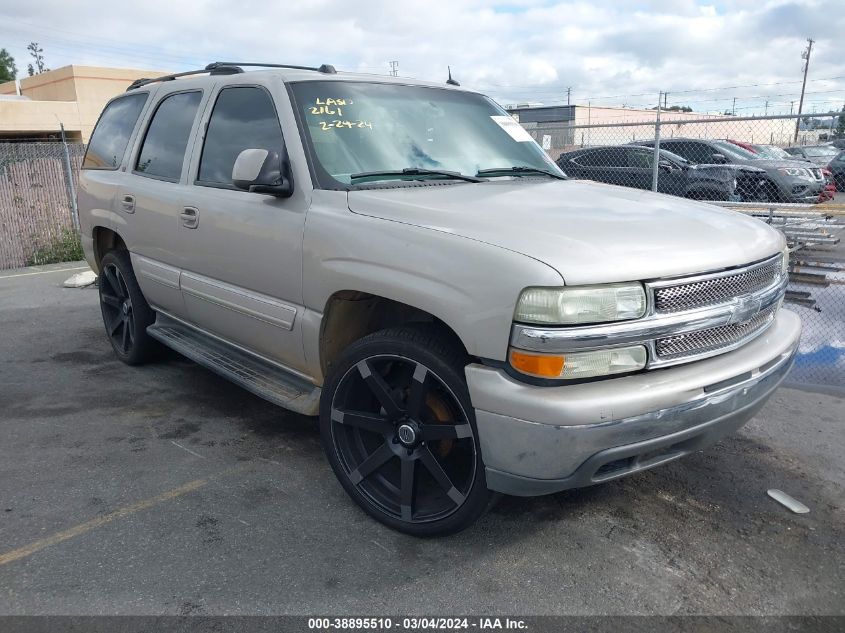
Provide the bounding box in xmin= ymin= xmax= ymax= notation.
xmin=560 ymin=346 xmax=647 ymax=379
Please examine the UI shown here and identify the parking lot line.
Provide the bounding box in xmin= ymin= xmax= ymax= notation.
xmin=0 ymin=265 xmax=89 ymax=280
xmin=0 ymin=464 xmax=249 ymax=567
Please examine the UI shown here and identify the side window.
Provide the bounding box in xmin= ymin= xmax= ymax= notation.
xmin=626 ymin=149 xmax=653 ymax=169
xmin=663 ymin=141 xmax=705 ymax=163
xmin=198 ymin=87 xmax=284 ymax=187
xmin=82 ymin=93 xmax=147 ymax=170
xmin=135 ymin=91 xmax=202 ymax=181
xmin=574 ymin=148 xmax=623 ymax=167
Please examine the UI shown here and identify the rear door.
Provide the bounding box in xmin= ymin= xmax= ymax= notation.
xmin=78 ymin=92 xmax=150 ymax=265
xmin=176 ymin=82 xmax=309 ymax=374
xmin=120 ymin=87 xmax=207 ymax=317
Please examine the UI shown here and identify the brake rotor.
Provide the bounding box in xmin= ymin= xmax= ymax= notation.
xmin=425 ymin=392 xmax=455 ymax=458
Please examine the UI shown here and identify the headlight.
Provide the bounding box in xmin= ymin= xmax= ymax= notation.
xmin=509 ymin=345 xmax=647 ymax=380
xmin=515 ymin=283 xmax=646 ymax=325
xmin=777 ymin=167 xmax=811 ymax=179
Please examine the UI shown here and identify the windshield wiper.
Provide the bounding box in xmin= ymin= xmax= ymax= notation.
xmin=349 ymin=168 xmax=484 ymax=183
xmin=476 ymin=166 xmax=566 ymax=180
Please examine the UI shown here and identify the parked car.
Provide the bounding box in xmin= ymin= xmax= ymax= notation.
xmin=819 ymin=167 xmax=836 ymax=201
xmin=746 ymin=144 xmax=796 ymax=161
xmin=829 ymin=139 xmax=845 ymax=149
xmin=724 ymin=139 xmax=758 ymax=154
xmin=557 ymin=145 xmax=766 ymax=201
xmin=829 ymin=150 xmax=845 ymax=190
xmin=636 ymin=138 xmax=825 ymax=203
xmin=783 ymin=144 xmax=839 ymax=166
xmin=78 ymin=62 xmax=800 ymax=535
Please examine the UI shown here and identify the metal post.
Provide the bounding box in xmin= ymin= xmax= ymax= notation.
xmin=651 ymin=92 xmax=662 ymax=193
xmin=59 ymin=123 xmax=80 ymax=232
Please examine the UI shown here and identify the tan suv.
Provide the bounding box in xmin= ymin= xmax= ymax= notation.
xmin=78 ymin=62 xmax=800 ymax=535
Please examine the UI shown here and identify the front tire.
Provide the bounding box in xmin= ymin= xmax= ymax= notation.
xmin=319 ymin=325 xmax=494 ymax=536
xmin=98 ymin=250 xmax=160 ymax=365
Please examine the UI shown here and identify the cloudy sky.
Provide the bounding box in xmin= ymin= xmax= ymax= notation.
xmin=1 ymin=0 xmax=843 ymax=115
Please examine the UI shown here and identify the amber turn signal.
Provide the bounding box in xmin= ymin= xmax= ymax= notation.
xmin=509 ymin=349 xmax=565 ymax=378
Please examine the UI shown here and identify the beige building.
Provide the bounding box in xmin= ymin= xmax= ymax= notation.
xmin=0 ymin=65 xmax=168 ymax=142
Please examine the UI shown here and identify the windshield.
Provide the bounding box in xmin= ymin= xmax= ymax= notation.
xmin=752 ymin=145 xmax=791 ymax=160
xmin=289 ymin=81 xmax=563 ymax=187
xmin=659 ymin=149 xmax=691 ymax=165
xmin=712 ymin=140 xmax=759 ymax=160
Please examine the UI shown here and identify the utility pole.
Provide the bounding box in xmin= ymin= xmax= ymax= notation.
xmin=732 ymin=97 xmax=736 ymax=115
xmin=664 ymin=92 xmax=668 ymax=110
xmin=790 ymin=101 xmax=795 ymax=114
xmin=566 ymin=86 xmax=571 ymax=106
xmin=389 ymin=60 xmax=399 ymax=77
xmin=764 ymin=100 xmax=769 ymax=116
xmin=794 ymin=38 xmax=814 ymax=142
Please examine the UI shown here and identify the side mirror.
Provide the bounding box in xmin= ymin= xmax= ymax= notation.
xmin=710 ymin=153 xmax=728 ymax=164
xmin=658 ymin=160 xmax=675 ymax=173
xmin=232 ymin=148 xmax=293 ymax=197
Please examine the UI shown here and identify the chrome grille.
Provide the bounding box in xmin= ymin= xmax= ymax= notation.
xmin=655 ymin=304 xmax=776 ymax=359
xmin=653 ymin=256 xmax=781 ymax=314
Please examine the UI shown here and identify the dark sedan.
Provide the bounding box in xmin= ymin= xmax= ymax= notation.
xmin=784 ymin=145 xmax=840 ymax=166
xmin=829 ymin=150 xmax=845 ymax=190
xmin=636 ymin=138 xmax=825 ymax=203
xmin=557 ymin=145 xmax=765 ymax=201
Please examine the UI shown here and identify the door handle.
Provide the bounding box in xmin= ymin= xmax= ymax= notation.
xmin=120 ymin=194 xmax=135 ymax=214
xmin=180 ymin=206 xmax=200 ymax=229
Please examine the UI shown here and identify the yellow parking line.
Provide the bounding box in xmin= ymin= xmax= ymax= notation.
xmin=0 ymin=464 xmax=248 ymax=567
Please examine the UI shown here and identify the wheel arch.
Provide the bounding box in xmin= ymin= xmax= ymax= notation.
xmin=317 ymin=291 xmax=468 ymax=380
xmin=92 ymin=226 xmax=127 ymax=271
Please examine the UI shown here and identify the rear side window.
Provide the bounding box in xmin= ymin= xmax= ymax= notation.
xmin=197 ymin=87 xmax=284 ymax=187
xmin=82 ymin=93 xmax=147 ymax=170
xmin=136 ymin=91 xmax=202 ymax=181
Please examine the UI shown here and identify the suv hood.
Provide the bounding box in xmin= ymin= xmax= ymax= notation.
xmin=347 ymin=180 xmax=783 ymax=285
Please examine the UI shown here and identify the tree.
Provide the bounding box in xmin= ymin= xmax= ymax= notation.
xmin=0 ymin=48 xmax=16 ymax=82
xmin=650 ymin=105 xmax=693 ymax=112
xmin=26 ymin=42 xmax=48 ymax=76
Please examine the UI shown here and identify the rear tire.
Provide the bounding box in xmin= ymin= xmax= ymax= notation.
xmin=98 ymin=250 xmax=161 ymax=365
xmin=319 ymin=325 xmax=495 ymax=536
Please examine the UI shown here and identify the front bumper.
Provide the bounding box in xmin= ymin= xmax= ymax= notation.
xmin=467 ymin=309 xmax=801 ymax=496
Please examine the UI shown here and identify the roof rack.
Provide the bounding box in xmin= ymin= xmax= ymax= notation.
xmin=210 ymin=62 xmax=337 ymax=74
xmin=126 ymin=61 xmax=336 ymax=91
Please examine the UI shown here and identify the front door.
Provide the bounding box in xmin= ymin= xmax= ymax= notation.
xmin=177 ymin=84 xmax=308 ymax=374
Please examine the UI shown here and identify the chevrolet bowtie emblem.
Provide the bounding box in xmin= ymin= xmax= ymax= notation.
xmin=729 ymin=295 xmax=762 ymax=324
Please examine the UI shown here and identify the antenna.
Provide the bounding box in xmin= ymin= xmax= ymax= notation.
xmin=446 ymin=66 xmax=460 ymax=86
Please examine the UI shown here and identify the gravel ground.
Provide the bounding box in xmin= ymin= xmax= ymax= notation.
xmin=0 ymin=262 xmax=843 ymax=616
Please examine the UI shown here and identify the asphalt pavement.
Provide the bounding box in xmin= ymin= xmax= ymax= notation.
xmin=0 ymin=262 xmax=843 ymax=616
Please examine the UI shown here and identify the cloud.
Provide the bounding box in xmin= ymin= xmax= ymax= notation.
xmin=0 ymin=0 xmax=842 ymax=114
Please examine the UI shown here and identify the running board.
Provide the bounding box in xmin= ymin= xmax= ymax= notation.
xmin=147 ymin=318 xmax=320 ymax=416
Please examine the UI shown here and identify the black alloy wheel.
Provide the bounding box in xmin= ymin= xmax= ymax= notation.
xmin=320 ymin=326 xmax=493 ymax=536
xmin=98 ymin=249 xmax=160 ymax=365
xmin=100 ymin=261 xmax=135 ymax=356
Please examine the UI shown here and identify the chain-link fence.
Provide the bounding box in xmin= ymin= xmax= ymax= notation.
xmin=523 ymin=111 xmax=845 ymax=387
xmin=0 ymin=140 xmax=85 ymax=270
